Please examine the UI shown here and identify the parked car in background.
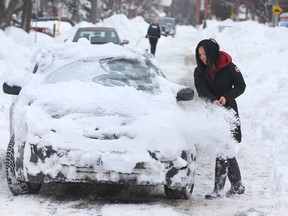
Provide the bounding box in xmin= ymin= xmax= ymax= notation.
xmin=30 ymin=17 xmax=75 ymax=37
xmin=9 ymin=18 xmax=53 ymax=37
xmin=30 ymin=27 xmax=53 ymax=37
xmin=158 ymin=17 xmax=176 ymax=37
xmin=73 ymin=27 xmax=129 ymax=45
xmin=279 ymin=12 xmax=288 ymax=27
xmin=3 ymin=42 xmax=195 ymax=199
xmin=145 ymin=17 xmax=176 ymax=37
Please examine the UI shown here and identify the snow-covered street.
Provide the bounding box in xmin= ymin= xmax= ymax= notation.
xmin=1 ymin=15 xmax=288 ymax=215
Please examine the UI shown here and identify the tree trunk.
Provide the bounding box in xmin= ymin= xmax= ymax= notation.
xmin=90 ymin=0 xmax=97 ymax=24
xmin=21 ymin=0 xmax=33 ymax=33
xmin=0 ymin=1 xmax=5 ymax=21
xmin=0 ymin=0 xmax=19 ymax=30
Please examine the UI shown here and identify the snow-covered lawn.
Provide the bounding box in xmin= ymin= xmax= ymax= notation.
xmin=0 ymin=15 xmax=288 ymax=215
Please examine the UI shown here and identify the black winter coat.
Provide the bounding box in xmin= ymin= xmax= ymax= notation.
xmin=194 ymin=62 xmax=246 ymax=142
xmin=147 ymin=24 xmax=161 ymax=38
xmin=194 ymin=62 xmax=246 ymax=113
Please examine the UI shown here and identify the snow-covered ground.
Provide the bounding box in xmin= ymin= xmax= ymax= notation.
xmin=0 ymin=15 xmax=288 ymax=215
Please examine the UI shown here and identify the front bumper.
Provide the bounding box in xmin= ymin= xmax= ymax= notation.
xmin=24 ymin=144 xmax=196 ymax=189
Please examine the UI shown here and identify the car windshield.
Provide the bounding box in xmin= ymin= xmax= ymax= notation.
xmin=159 ymin=18 xmax=175 ymax=25
xmin=44 ymin=58 xmax=160 ymax=93
xmin=74 ymin=29 xmax=119 ymax=44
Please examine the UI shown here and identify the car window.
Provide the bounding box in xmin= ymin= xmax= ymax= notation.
xmin=44 ymin=59 xmax=103 ymax=84
xmin=75 ymin=30 xmax=119 ymax=44
xmin=95 ymin=59 xmax=160 ymax=93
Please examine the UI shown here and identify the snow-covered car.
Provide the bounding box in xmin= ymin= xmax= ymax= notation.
xmin=158 ymin=17 xmax=176 ymax=37
xmin=73 ymin=27 xmax=129 ymax=45
xmin=3 ymin=43 xmax=196 ymax=199
xmin=279 ymin=12 xmax=288 ymax=28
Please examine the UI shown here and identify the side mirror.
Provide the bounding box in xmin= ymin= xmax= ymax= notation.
xmin=3 ymin=83 xmax=21 ymax=95
xmin=176 ymin=88 xmax=194 ymax=101
xmin=120 ymin=39 xmax=129 ymax=45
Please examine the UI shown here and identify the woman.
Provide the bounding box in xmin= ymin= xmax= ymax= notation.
xmin=194 ymin=39 xmax=246 ymax=199
xmin=146 ymin=18 xmax=161 ymax=56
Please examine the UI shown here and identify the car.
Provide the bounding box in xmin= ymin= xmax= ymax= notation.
xmin=279 ymin=12 xmax=288 ymax=27
xmin=145 ymin=17 xmax=176 ymax=37
xmin=30 ymin=17 xmax=75 ymax=37
xmin=73 ymin=27 xmax=129 ymax=45
xmin=3 ymin=42 xmax=196 ymax=199
xmin=9 ymin=18 xmax=53 ymax=37
xmin=32 ymin=17 xmax=76 ymax=27
xmin=158 ymin=17 xmax=176 ymax=37
xmin=30 ymin=27 xmax=53 ymax=37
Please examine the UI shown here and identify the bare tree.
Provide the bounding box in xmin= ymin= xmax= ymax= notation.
xmin=90 ymin=0 xmax=98 ymax=23
xmin=21 ymin=0 xmax=33 ymax=32
xmin=0 ymin=0 xmax=21 ymax=30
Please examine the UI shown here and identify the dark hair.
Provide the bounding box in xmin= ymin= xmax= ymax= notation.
xmin=195 ymin=39 xmax=220 ymax=71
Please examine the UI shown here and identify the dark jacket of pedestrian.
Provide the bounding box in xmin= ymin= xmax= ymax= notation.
xmin=146 ymin=20 xmax=161 ymax=56
xmin=147 ymin=23 xmax=161 ymax=38
xmin=194 ymin=51 xmax=245 ymax=112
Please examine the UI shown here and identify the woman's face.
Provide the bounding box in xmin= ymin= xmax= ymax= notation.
xmin=198 ymin=47 xmax=207 ymax=65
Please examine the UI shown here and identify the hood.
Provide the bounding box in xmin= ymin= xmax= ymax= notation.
xmin=208 ymin=51 xmax=232 ymax=80
xmin=217 ymin=51 xmax=232 ymax=70
xmin=13 ymin=80 xmax=191 ymax=154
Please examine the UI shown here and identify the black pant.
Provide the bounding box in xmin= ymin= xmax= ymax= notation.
xmin=149 ymin=37 xmax=158 ymax=56
xmin=214 ymin=157 xmax=242 ymax=191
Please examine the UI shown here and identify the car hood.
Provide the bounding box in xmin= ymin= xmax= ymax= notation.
xmin=13 ymin=80 xmax=193 ymax=164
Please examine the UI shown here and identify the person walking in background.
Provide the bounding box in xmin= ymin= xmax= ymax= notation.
xmin=194 ymin=39 xmax=246 ymax=199
xmin=146 ymin=18 xmax=161 ymax=56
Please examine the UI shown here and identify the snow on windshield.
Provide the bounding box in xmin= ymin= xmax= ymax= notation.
xmin=44 ymin=57 xmax=160 ymax=93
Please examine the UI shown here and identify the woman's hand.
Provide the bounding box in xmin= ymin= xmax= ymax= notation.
xmin=213 ymin=96 xmax=227 ymax=106
xmin=218 ymin=96 xmax=226 ymax=105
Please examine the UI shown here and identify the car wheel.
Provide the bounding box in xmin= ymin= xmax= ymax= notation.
xmin=164 ymin=183 xmax=194 ymax=199
xmin=6 ymin=136 xmax=42 ymax=195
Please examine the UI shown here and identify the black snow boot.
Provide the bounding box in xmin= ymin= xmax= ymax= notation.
xmin=226 ymin=157 xmax=245 ymax=197
xmin=226 ymin=182 xmax=245 ymax=197
xmin=205 ymin=157 xmax=228 ymax=200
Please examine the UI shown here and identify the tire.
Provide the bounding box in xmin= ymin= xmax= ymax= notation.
xmin=164 ymin=183 xmax=194 ymax=199
xmin=6 ymin=136 xmax=42 ymax=195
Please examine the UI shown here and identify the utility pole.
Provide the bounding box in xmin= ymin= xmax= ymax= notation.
xmin=272 ymin=0 xmax=280 ymax=27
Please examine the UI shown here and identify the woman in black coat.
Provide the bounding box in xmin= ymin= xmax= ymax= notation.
xmin=146 ymin=18 xmax=161 ymax=56
xmin=194 ymin=39 xmax=246 ymax=199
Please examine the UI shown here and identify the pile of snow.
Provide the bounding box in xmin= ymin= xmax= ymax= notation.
xmin=0 ymin=30 xmax=32 ymax=75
